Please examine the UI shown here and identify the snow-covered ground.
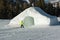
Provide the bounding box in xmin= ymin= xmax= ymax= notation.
xmin=0 ymin=18 xmax=60 ymax=40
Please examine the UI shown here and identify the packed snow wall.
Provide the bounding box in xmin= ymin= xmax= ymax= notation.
xmin=8 ymin=7 xmax=59 ymax=27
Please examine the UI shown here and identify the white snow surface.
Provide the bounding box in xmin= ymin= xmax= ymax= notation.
xmin=9 ymin=7 xmax=59 ymax=27
xmin=0 ymin=19 xmax=60 ymax=40
xmin=23 ymin=0 xmax=30 ymax=4
xmin=49 ymin=0 xmax=60 ymax=3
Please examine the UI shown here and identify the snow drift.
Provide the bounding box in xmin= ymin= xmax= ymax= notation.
xmin=8 ymin=7 xmax=59 ymax=27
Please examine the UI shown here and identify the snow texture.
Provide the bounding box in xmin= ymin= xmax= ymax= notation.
xmin=0 ymin=17 xmax=60 ymax=40
xmin=0 ymin=19 xmax=60 ymax=40
xmin=8 ymin=7 xmax=59 ymax=27
xmin=23 ymin=0 xmax=30 ymax=4
xmin=49 ymin=0 xmax=60 ymax=3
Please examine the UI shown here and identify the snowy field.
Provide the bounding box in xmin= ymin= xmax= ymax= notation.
xmin=0 ymin=18 xmax=60 ymax=40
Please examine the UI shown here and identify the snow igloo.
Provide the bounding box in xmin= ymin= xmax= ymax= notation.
xmin=8 ymin=7 xmax=59 ymax=27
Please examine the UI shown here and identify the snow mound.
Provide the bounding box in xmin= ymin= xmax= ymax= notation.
xmin=8 ymin=7 xmax=59 ymax=27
